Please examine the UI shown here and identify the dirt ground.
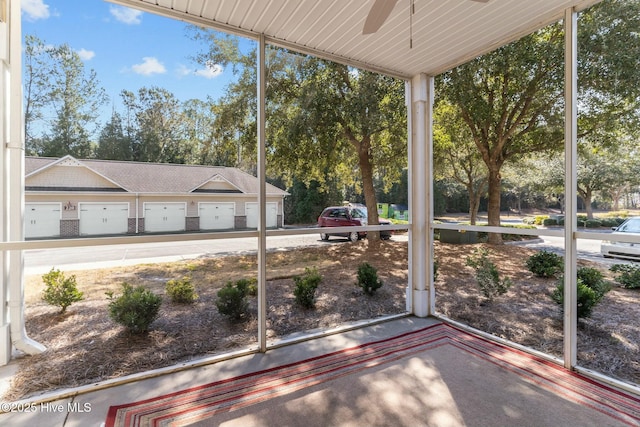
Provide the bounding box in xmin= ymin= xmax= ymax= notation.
xmin=4 ymin=238 xmax=639 ymax=401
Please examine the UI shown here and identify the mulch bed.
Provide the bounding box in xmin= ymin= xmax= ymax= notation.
xmin=4 ymin=239 xmax=639 ymax=401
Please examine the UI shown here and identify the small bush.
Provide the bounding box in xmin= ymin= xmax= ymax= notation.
xmin=356 ymin=262 xmax=383 ymax=296
xmin=216 ymin=280 xmax=249 ymax=320
xmin=106 ymin=283 xmax=162 ymax=333
xmin=542 ymin=218 xmax=558 ymax=226
xmin=166 ymin=276 xmax=198 ymax=304
xmin=236 ymin=277 xmax=258 ymax=296
xmin=551 ymin=268 xmax=610 ymax=318
xmin=41 ymin=268 xmax=84 ymax=314
xmin=610 ymin=264 xmax=640 ymax=289
xmin=526 ymin=251 xmax=564 ymax=278
xmin=293 ymin=267 xmax=322 ymax=308
xmin=599 ymin=218 xmax=619 ymax=228
xmin=534 ymin=215 xmax=549 ymax=225
xmin=585 ymin=219 xmax=602 ymax=228
xmin=577 ymin=267 xmax=610 ymax=299
xmin=603 ymin=211 xmax=628 ymax=219
xmin=465 ymin=248 xmax=513 ymax=302
xmin=552 ymin=280 xmax=599 ymax=318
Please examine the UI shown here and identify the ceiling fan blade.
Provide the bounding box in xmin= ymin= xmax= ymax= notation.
xmin=363 ymin=0 xmax=399 ymax=35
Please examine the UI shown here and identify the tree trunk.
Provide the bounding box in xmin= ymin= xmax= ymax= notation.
xmin=487 ymin=167 xmax=503 ymax=244
xmin=467 ymin=183 xmax=482 ymax=226
xmin=584 ymin=189 xmax=594 ymax=219
xmin=356 ymin=136 xmax=380 ymax=241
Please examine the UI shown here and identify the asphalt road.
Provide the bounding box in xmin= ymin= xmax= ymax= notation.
xmin=24 ymin=232 xmax=412 ymax=274
xmin=511 ymin=235 xmax=618 ymax=266
xmin=24 ymin=227 xmax=622 ymax=275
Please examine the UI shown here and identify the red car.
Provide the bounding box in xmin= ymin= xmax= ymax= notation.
xmin=317 ymin=206 xmax=391 ymax=242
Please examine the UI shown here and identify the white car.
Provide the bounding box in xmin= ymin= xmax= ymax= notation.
xmin=601 ymin=216 xmax=640 ymax=260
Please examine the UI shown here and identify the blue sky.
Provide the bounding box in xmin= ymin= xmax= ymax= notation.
xmin=21 ymin=0 xmax=250 ymax=129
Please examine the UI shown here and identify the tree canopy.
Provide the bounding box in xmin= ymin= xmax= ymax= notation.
xmin=189 ymin=30 xmax=408 ymax=232
xmin=437 ymin=0 xmax=640 ymax=241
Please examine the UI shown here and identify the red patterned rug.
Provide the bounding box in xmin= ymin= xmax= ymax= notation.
xmin=105 ymin=323 xmax=640 ymax=427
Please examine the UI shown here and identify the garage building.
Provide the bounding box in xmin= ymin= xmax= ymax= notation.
xmin=24 ymin=156 xmax=288 ymax=238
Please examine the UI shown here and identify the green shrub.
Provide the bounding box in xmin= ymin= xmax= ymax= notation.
xmin=166 ymin=276 xmax=198 ymax=303
xmin=585 ymin=219 xmax=602 ymax=228
xmin=600 ymin=218 xmax=619 ymax=228
xmin=215 ymin=280 xmax=249 ymax=320
xmin=542 ymin=218 xmax=558 ymax=226
xmin=552 ymin=280 xmax=599 ymax=318
xmin=577 ymin=267 xmax=610 ymax=299
xmin=106 ymin=283 xmax=162 ymax=333
xmin=534 ymin=215 xmax=549 ymax=225
xmin=465 ymin=248 xmax=513 ymax=302
xmin=472 ymin=224 xmax=538 ymax=242
xmin=293 ymin=267 xmax=322 ymax=308
xmin=551 ymin=268 xmax=610 ymax=318
xmin=238 ymin=277 xmax=258 ymax=297
xmin=603 ymin=211 xmax=629 ymax=219
xmin=237 ymin=277 xmax=258 ymax=296
xmin=356 ymin=262 xmax=383 ymax=296
xmin=526 ymin=251 xmax=564 ymax=278
xmin=41 ymin=268 xmax=84 ymax=314
xmin=610 ymin=264 xmax=640 ymax=289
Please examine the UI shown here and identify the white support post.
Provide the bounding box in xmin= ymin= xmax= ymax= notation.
xmin=563 ymin=7 xmax=578 ymax=369
xmin=256 ymin=34 xmax=267 ymax=353
xmin=2 ymin=0 xmax=46 ymax=364
xmin=408 ymin=74 xmax=435 ymax=317
xmin=0 ymin=0 xmax=11 ymax=365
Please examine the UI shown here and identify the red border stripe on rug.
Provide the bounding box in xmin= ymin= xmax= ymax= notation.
xmin=105 ymin=323 xmax=640 ymax=427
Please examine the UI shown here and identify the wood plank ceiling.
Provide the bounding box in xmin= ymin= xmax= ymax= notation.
xmin=109 ymin=0 xmax=601 ymax=78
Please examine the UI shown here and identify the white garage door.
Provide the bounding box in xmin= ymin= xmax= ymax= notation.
xmin=144 ymin=203 xmax=186 ymax=233
xmin=25 ymin=203 xmax=61 ymax=239
xmin=246 ymin=202 xmax=277 ymax=229
xmin=199 ymin=203 xmax=235 ymax=230
xmin=79 ymin=203 xmax=129 ymax=236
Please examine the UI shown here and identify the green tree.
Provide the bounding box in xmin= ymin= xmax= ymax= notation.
xmin=23 ymin=35 xmax=53 ymax=155
xmin=190 ymin=30 xmax=407 ymax=238
xmin=122 ymin=87 xmax=190 ymax=163
xmin=42 ymin=43 xmax=108 ymax=158
xmin=182 ymin=98 xmax=219 ymax=165
xmin=287 ymin=60 xmax=407 ymax=238
xmin=434 ymin=101 xmax=488 ymax=224
xmin=437 ymin=0 xmax=640 ymax=242
xmin=578 ymin=0 xmax=640 ymax=143
xmin=285 ymin=178 xmax=342 ymax=224
xmin=190 ymin=31 xmax=258 ymax=171
xmin=95 ymin=110 xmax=134 ymax=160
xmin=438 ymin=25 xmax=565 ymax=243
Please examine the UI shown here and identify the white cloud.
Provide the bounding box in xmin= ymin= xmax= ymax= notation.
xmin=77 ymin=48 xmax=95 ymax=61
xmin=195 ymin=63 xmax=223 ymax=79
xmin=110 ymin=6 xmax=143 ymax=25
xmin=174 ymin=62 xmax=223 ymax=79
xmin=22 ymin=0 xmax=50 ymax=21
xmin=132 ymin=57 xmax=166 ymax=76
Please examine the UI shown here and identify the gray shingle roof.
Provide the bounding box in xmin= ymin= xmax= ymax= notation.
xmin=25 ymin=156 xmax=288 ymax=196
